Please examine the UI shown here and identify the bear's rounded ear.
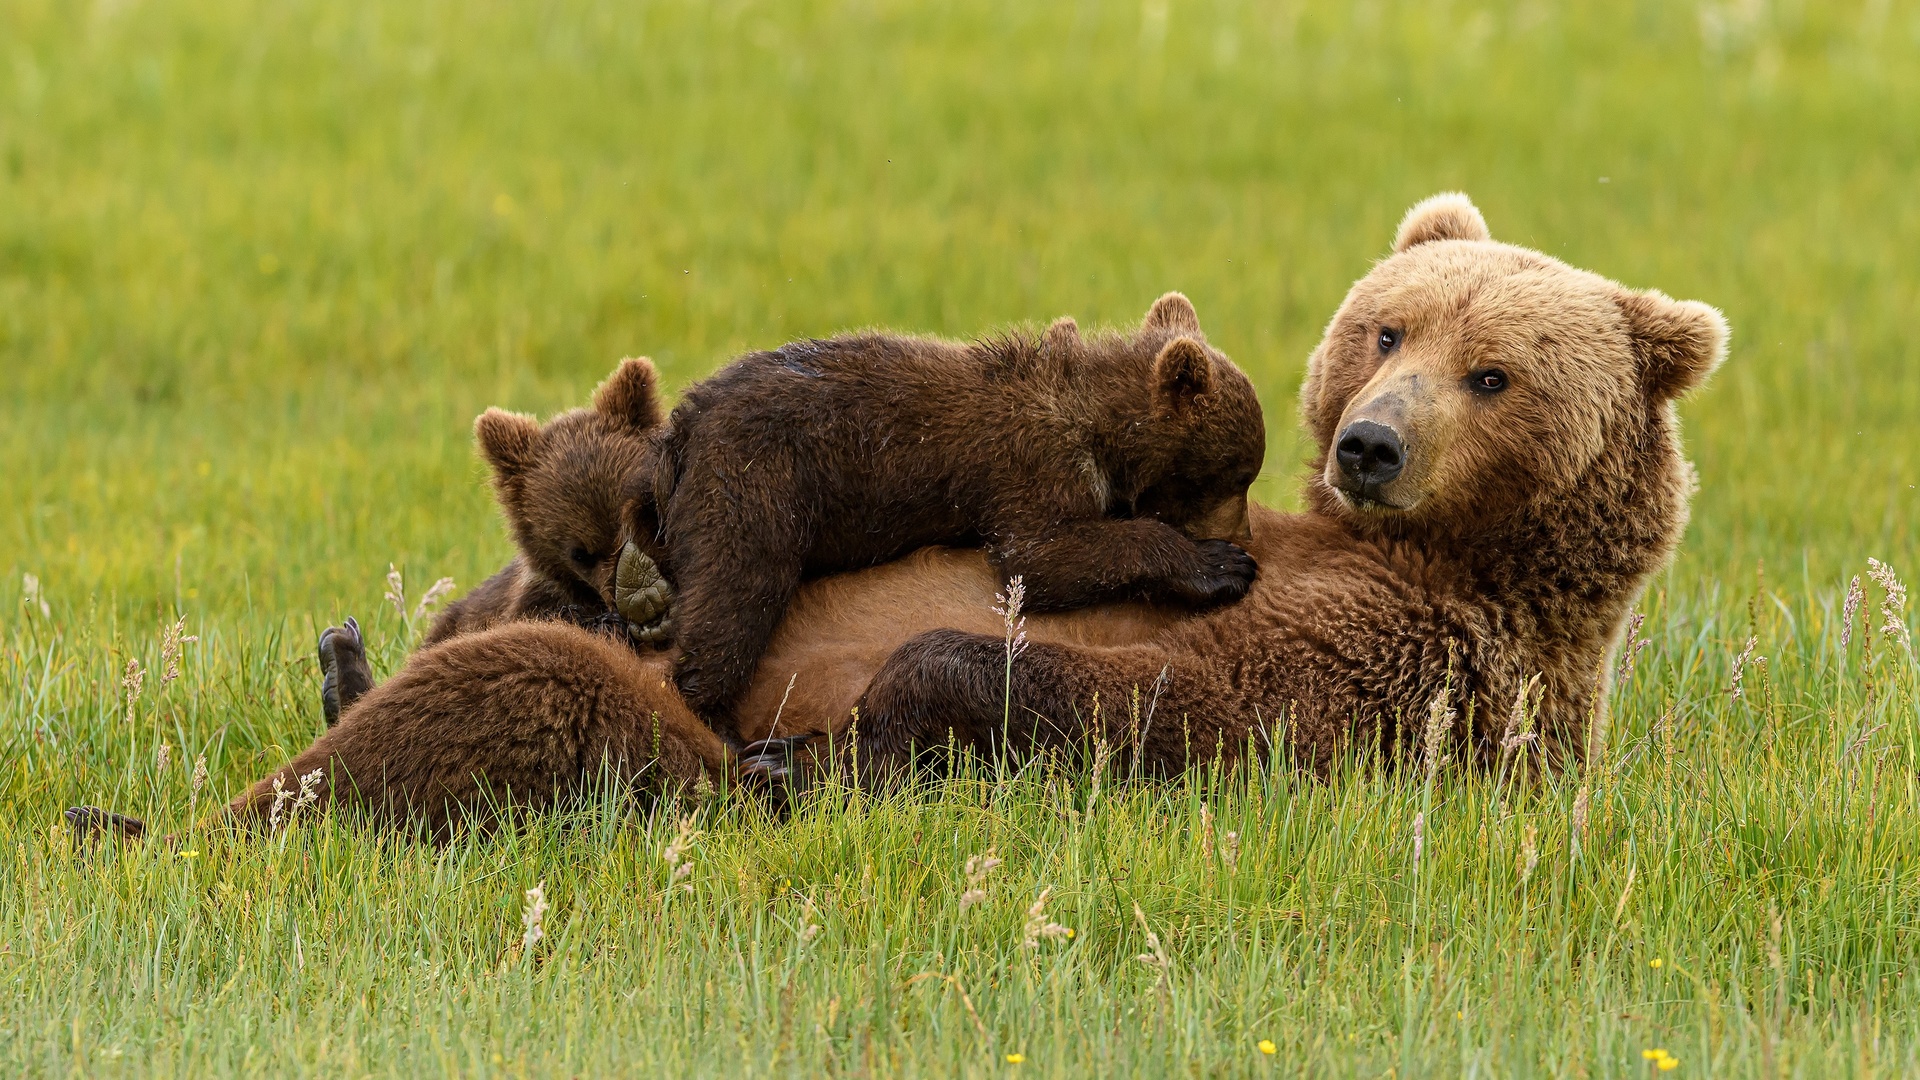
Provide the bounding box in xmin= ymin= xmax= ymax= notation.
xmin=1152 ymin=337 xmax=1214 ymax=409
xmin=474 ymin=408 xmax=542 ymax=485
xmin=1143 ymin=291 xmax=1203 ymax=335
xmin=593 ymin=357 xmax=664 ymax=430
xmin=1393 ymin=192 xmax=1491 ymax=253
xmin=1616 ymin=289 xmax=1729 ymax=401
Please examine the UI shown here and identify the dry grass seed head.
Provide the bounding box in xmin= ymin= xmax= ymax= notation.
xmin=662 ymin=815 xmax=698 ymax=889
xmin=121 ymin=659 xmax=144 ymax=723
xmin=994 ymin=575 xmax=1029 ymax=661
xmin=1729 ymin=637 xmax=1762 ymax=699
xmin=1867 ymin=558 xmax=1913 ymax=658
xmin=959 ymin=849 xmax=1001 ymax=910
xmin=159 ymin=615 xmax=197 ymax=687
xmin=1614 ymin=612 xmax=1652 ymax=688
xmin=1841 ymin=574 xmax=1864 ymax=650
xmin=413 ymin=576 xmax=457 ymax=622
xmin=1021 ymin=887 xmax=1072 ymax=949
xmin=1421 ymin=685 xmax=1456 ymax=788
xmin=384 ymin=564 xmax=407 ymax=621
xmin=522 ymin=881 xmax=549 ymax=952
xmin=1501 ymin=673 xmax=1543 ymax=755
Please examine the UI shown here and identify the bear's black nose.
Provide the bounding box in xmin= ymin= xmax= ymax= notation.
xmin=1336 ymin=420 xmax=1405 ymax=487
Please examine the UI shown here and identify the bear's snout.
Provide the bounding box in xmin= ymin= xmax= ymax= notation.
xmin=1335 ymin=419 xmax=1406 ymax=494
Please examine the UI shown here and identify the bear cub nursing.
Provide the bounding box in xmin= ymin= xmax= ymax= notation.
xmin=634 ymin=292 xmax=1266 ymax=739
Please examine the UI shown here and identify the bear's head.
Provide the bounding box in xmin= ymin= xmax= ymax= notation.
xmin=474 ymin=357 xmax=665 ymax=611
xmin=1299 ymin=193 xmax=1728 ymax=550
xmin=1121 ymin=292 xmax=1267 ymax=543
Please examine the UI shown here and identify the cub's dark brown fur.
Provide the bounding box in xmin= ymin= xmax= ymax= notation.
xmin=453 ymin=356 xmax=665 ymax=635
xmin=646 ymin=293 xmax=1266 ymax=735
xmin=317 ymin=358 xmax=666 ymax=726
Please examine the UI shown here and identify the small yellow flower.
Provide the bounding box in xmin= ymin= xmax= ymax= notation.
xmin=178 ymin=850 xmax=199 ymax=859
xmin=1650 ymin=957 xmax=1663 ymax=968
xmin=1005 ymin=1053 xmax=1025 ymax=1064
xmin=1257 ymin=1040 xmax=1277 ymax=1055
xmin=1066 ymin=928 xmax=1075 ymax=938
xmin=1658 ymin=1056 xmax=1679 ymax=1071
xmin=1643 ymin=1049 xmax=1665 ymax=1060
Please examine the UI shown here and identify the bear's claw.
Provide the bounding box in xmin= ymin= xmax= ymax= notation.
xmin=1179 ymin=539 xmax=1259 ymax=607
xmin=738 ymin=734 xmax=818 ymax=781
xmin=66 ymin=805 xmax=146 ymax=845
xmin=318 ymin=616 xmax=375 ymax=727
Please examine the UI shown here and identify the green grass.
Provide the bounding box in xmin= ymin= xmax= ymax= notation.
xmin=4 ymin=0 xmax=1920 ymax=1074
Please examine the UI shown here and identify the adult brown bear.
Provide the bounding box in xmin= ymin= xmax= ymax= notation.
xmin=73 ymin=192 xmax=1726 ymax=838
xmin=835 ymin=192 xmax=1727 ymax=781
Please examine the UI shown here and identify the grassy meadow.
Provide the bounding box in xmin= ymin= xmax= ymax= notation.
xmin=4 ymin=0 xmax=1920 ymax=1074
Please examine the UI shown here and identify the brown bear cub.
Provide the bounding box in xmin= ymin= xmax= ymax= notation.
xmin=629 ymin=292 xmax=1265 ymax=742
xmin=317 ymin=357 xmax=674 ymax=726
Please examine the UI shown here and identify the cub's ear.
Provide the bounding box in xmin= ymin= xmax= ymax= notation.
xmin=593 ymin=357 xmax=664 ymax=430
xmin=1393 ymin=192 xmax=1491 ymax=253
xmin=474 ymin=408 xmax=542 ymax=485
xmin=1143 ymin=291 xmax=1202 ymax=335
xmin=1152 ymin=337 xmax=1214 ymax=409
xmin=1616 ymin=289 xmax=1729 ymax=401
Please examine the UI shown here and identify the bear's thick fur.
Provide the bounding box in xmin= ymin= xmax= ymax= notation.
xmin=444 ymin=355 xmax=667 ymax=638
xmin=317 ymin=358 xmax=670 ymax=726
xmin=837 ymin=193 xmax=1727 ymax=780
xmin=234 ymin=622 xmax=728 ymax=841
xmin=75 ymin=193 xmax=1727 ymax=840
xmin=646 ymin=293 xmax=1266 ymax=737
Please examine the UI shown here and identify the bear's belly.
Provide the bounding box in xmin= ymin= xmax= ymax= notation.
xmin=733 ymin=545 xmax=1186 ymax=742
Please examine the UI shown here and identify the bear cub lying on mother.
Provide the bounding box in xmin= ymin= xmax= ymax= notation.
xmin=634 ymin=292 xmax=1266 ymax=741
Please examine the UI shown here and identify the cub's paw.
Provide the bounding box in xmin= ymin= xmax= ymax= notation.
xmin=629 ymin=614 xmax=675 ymax=648
xmin=614 ymin=540 xmax=675 ymax=647
xmin=1172 ymin=540 xmax=1258 ymax=607
xmin=318 ymin=617 xmax=375 ymax=727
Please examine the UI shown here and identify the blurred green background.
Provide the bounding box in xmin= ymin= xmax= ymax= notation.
xmin=4 ymin=0 xmax=1916 ymax=628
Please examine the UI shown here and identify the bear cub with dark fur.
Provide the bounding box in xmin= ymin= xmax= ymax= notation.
xmin=318 ymin=357 xmax=671 ymax=726
xmin=636 ymin=293 xmax=1266 ymax=740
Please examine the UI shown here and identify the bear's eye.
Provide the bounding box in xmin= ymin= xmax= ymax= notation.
xmin=1377 ymin=327 xmax=1401 ymax=355
xmin=569 ymin=546 xmax=595 ymax=567
xmin=1468 ymin=369 xmax=1509 ymax=395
